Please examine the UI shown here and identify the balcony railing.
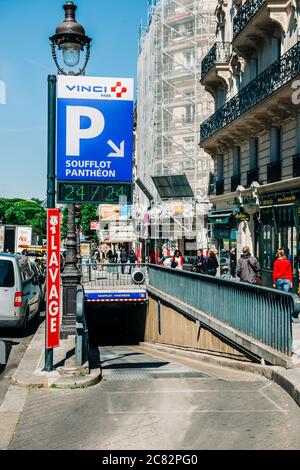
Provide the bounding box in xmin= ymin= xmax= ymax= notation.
xmin=216 ymin=179 xmax=224 ymax=195
xmin=231 ymin=174 xmax=241 ymax=192
xmin=233 ymin=0 xmax=265 ymax=41
xmin=267 ymin=160 xmax=281 ymax=183
xmin=247 ymin=168 xmax=259 ymax=187
xmin=201 ymin=42 xmax=231 ymax=79
xmin=200 ymin=42 xmax=300 ymax=143
xmin=293 ymin=153 xmax=300 ymax=177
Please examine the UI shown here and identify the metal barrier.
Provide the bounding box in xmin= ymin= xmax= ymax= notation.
xmin=75 ymin=285 xmax=88 ymax=367
xmin=147 ymin=265 xmax=297 ymax=355
xmin=80 ymin=263 xmax=148 ymax=288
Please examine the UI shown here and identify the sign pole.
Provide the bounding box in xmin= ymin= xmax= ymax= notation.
xmin=44 ymin=75 xmax=57 ymax=372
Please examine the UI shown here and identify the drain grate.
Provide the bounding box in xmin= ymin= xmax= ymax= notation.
xmin=102 ymin=368 xmax=209 ymax=381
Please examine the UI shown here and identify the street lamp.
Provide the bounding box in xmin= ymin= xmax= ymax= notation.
xmin=49 ymin=2 xmax=92 ymax=340
xmin=50 ymin=1 xmax=91 ymax=76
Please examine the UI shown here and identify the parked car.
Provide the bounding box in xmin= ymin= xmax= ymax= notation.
xmin=159 ymin=256 xmax=193 ymax=271
xmin=0 ymin=254 xmax=42 ymax=330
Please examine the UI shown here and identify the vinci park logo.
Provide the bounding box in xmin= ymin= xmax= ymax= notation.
xmin=111 ymin=82 xmax=127 ymax=98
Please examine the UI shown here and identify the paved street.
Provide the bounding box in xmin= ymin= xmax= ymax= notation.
xmin=0 ymin=316 xmax=42 ymax=407
xmin=9 ymin=345 xmax=300 ymax=450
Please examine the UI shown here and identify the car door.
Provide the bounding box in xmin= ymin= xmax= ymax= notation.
xmin=0 ymin=258 xmax=16 ymax=319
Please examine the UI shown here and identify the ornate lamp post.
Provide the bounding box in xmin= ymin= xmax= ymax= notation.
xmin=50 ymin=2 xmax=92 ymax=339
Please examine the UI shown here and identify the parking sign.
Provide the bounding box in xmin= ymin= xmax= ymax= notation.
xmin=57 ymin=76 xmax=134 ymax=182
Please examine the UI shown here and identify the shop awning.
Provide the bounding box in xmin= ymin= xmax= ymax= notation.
xmin=208 ymin=211 xmax=233 ymax=225
xmin=151 ymin=175 xmax=194 ymax=199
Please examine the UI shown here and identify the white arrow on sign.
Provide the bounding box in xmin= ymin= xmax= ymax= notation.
xmin=107 ymin=140 xmax=125 ymax=158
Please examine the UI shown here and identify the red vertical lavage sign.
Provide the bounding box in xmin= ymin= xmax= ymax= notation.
xmin=46 ymin=209 xmax=61 ymax=349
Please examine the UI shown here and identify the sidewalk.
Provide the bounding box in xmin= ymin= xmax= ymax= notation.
xmin=0 ymin=322 xmax=101 ymax=450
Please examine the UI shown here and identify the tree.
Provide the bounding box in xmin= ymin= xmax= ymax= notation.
xmin=0 ymin=198 xmax=46 ymax=243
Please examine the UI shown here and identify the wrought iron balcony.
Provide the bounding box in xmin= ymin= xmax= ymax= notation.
xmin=216 ymin=179 xmax=224 ymax=196
xmin=201 ymin=42 xmax=231 ymax=79
xmin=231 ymin=174 xmax=241 ymax=193
xmin=233 ymin=0 xmax=265 ymax=41
xmin=200 ymin=42 xmax=300 ymax=143
xmin=247 ymin=168 xmax=259 ymax=187
xmin=267 ymin=160 xmax=281 ymax=184
xmin=293 ymin=153 xmax=300 ymax=177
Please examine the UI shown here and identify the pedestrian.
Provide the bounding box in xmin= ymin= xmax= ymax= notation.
xmin=206 ymin=250 xmax=219 ymax=277
xmin=129 ymin=249 xmax=137 ymax=274
xmin=236 ymin=246 xmax=260 ymax=284
xmin=230 ymin=248 xmax=237 ymax=278
xmin=192 ymin=249 xmax=207 ymax=273
xmin=120 ymin=248 xmax=128 ymax=274
xmin=273 ymin=249 xmax=293 ymax=292
xmin=171 ymin=250 xmax=184 ymax=270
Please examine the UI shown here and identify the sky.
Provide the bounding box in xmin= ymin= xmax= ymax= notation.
xmin=0 ymin=0 xmax=148 ymax=200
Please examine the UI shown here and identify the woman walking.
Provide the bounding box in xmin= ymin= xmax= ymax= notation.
xmin=206 ymin=250 xmax=219 ymax=277
xmin=273 ymin=249 xmax=293 ymax=292
xmin=171 ymin=250 xmax=184 ymax=270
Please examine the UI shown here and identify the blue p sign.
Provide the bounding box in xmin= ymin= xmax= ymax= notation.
xmin=57 ymin=76 xmax=134 ymax=182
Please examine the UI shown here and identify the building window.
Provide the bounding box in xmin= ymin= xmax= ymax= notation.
xmin=217 ymin=154 xmax=224 ymax=180
xmin=249 ymin=138 xmax=258 ymax=170
xmin=216 ymin=88 xmax=226 ymax=110
xmin=272 ymin=37 xmax=282 ymax=62
xmin=249 ymin=58 xmax=259 ymax=81
xmin=270 ymin=127 xmax=282 ymax=162
xmin=233 ymin=146 xmax=241 ymax=176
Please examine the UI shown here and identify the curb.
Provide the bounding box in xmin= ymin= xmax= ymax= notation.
xmin=11 ymin=322 xmax=101 ymax=390
xmin=139 ymin=341 xmax=300 ymax=407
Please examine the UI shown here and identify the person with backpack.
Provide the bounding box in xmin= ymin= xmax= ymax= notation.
xmin=129 ymin=249 xmax=137 ymax=274
xmin=120 ymin=248 xmax=128 ymax=274
xmin=236 ymin=246 xmax=260 ymax=284
xmin=273 ymin=249 xmax=293 ymax=292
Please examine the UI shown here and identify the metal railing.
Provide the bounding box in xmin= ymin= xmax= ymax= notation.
xmin=231 ymin=174 xmax=241 ymax=192
xmin=201 ymin=42 xmax=231 ymax=79
xmin=247 ymin=168 xmax=259 ymax=187
xmin=147 ymin=265 xmax=295 ymax=355
xmin=233 ymin=0 xmax=265 ymax=41
xmin=80 ymin=263 xmax=148 ymax=289
xmin=200 ymin=42 xmax=300 ymax=143
xmin=267 ymin=160 xmax=281 ymax=183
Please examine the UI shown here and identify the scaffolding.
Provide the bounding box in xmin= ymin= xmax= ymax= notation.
xmin=137 ymin=0 xmax=216 ymax=205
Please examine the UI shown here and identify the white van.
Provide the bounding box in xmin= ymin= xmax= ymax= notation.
xmin=0 ymin=254 xmax=42 ymax=329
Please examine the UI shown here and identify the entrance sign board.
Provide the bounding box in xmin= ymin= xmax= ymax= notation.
xmin=56 ymin=76 xmax=134 ymax=183
xmin=46 ymin=209 xmax=61 ymax=349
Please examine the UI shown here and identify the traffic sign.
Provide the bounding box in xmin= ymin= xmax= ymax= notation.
xmin=56 ymin=76 xmax=134 ymax=183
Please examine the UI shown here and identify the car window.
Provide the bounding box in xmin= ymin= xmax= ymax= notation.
xmin=0 ymin=259 xmax=15 ymax=287
xmin=18 ymin=257 xmax=34 ymax=282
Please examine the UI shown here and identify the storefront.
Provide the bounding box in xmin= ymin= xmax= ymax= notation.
xmin=259 ymin=190 xmax=300 ymax=288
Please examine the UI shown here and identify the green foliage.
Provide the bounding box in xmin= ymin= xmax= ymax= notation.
xmin=0 ymin=198 xmax=46 ymax=243
xmin=81 ymin=205 xmax=98 ymax=239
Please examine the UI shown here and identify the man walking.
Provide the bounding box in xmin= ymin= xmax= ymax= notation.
xmin=236 ymin=246 xmax=260 ymax=284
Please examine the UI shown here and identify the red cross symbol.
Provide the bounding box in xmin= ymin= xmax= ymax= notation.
xmin=111 ymin=81 xmax=127 ymax=98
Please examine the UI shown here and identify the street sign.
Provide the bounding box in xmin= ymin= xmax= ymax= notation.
xmin=57 ymin=76 xmax=134 ymax=183
xmin=57 ymin=181 xmax=132 ymax=204
xmin=46 ymin=209 xmax=61 ymax=349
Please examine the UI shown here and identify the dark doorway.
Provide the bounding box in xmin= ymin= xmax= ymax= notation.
xmin=86 ymin=303 xmax=147 ymax=347
xmin=4 ymin=227 xmax=15 ymax=253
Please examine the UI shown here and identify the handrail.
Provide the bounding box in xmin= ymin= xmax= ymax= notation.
xmin=147 ymin=265 xmax=296 ymax=355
